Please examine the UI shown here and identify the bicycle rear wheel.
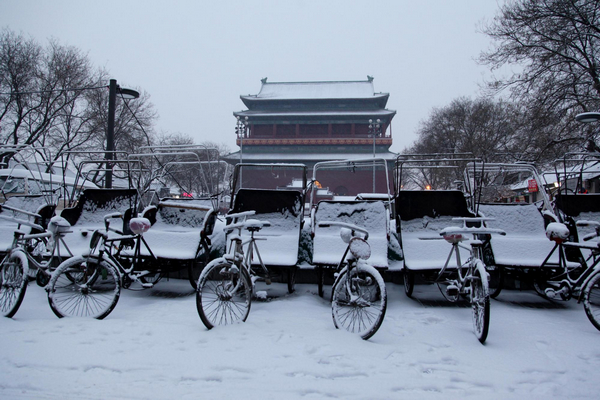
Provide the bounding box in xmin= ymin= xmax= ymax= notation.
xmin=0 ymin=250 xmax=29 ymax=318
xmin=582 ymin=270 xmax=600 ymax=331
xmin=471 ymin=260 xmax=490 ymax=344
xmin=47 ymin=256 xmax=121 ymax=319
xmin=331 ymin=263 xmax=387 ymax=340
xmin=196 ymin=260 xmax=252 ymax=329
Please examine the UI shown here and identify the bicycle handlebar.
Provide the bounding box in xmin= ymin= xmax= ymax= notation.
xmin=226 ymin=210 xmax=256 ymax=220
xmin=318 ymin=220 xmax=369 ymax=240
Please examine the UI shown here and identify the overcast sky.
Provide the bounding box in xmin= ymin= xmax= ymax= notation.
xmin=1 ymin=0 xmax=503 ymax=154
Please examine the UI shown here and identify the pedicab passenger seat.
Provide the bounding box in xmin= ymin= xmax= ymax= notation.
xmin=230 ymin=188 xmax=303 ymax=267
xmin=398 ymin=190 xmax=475 ymax=271
xmin=0 ymin=195 xmax=57 ymax=252
xmin=312 ymin=199 xmax=389 ymax=269
xmin=59 ymin=188 xmax=138 ymax=255
xmin=136 ymin=197 xmax=216 ymax=260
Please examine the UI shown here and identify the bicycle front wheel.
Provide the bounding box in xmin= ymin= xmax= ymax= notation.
xmin=0 ymin=250 xmax=29 ymax=318
xmin=331 ymin=263 xmax=387 ymax=340
xmin=47 ymin=256 xmax=121 ymax=319
xmin=471 ymin=260 xmax=490 ymax=344
xmin=196 ymin=260 xmax=252 ymax=329
xmin=582 ymin=270 xmax=600 ymax=331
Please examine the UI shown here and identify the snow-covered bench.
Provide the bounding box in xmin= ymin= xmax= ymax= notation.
xmin=555 ymin=193 xmax=600 ymax=240
xmin=397 ymin=190 xmax=475 ymax=271
xmin=230 ymin=188 xmax=304 ymax=267
xmin=478 ymin=203 xmax=564 ymax=267
xmin=0 ymin=195 xmax=56 ymax=252
xmin=312 ymin=200 xmax=389 ymax=269
xmin=59 ymin=188 xmax=138 ymax=256
xmin=138 ymin=198 xmax=216 ymax=260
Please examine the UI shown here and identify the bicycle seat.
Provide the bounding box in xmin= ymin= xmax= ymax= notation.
xmin=442 ymin=233 xmax=466 ymax=244
xmin=545 ymin=222 xmax=570 ymax=244
xmin=244 ymin=219 xmax=271 ymax=232
xmin=130 ymin=217 xmax=152 ymax=235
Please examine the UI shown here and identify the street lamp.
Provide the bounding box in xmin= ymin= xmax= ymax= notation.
xmin=369 ymin=118 xmax=381 ymax=192
xmin=106 ymin=79 xmax=139 ymax=188
xmin=575 ymin=111 xmax=600 ymax=153
xmin=575 ymin=112 xmax=600 ymax=123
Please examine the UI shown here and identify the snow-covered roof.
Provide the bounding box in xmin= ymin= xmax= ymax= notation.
xmin=245 ymin=79 xmax=385 ymax=100
xmin=234 ymin=109 xmax=396 ymax=118
xmin=224 ymin=151 xmax=398 ymax=162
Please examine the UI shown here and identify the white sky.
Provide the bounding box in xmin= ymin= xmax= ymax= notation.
xmin=1 ymin=0 xmax=502 ymax=154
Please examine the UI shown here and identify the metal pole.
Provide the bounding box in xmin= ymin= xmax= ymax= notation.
xmin=106 ymin=79 xmax=117 ymax=188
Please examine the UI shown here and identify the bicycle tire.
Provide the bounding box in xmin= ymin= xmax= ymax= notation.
xmin=188 ymin=240 xmax=210 ymax=290
xmin=47 ymin=255 xmax=121 ymax=319
xmin=196 ymin=260 xmax=252 ymax=329
xmin=0 ymin=250 xmax=29 ymax=318
xmin=403 ymin=266 xmax=414 ymax=298
xmin=582 ymin=270 xmax=600 ymax=331
xmin=331 ymin=263 xmax=387 ymax=340
xmin=486 ymin=264 xmax=503 ymax=299
xmin=471 ymin=260 xmax=490 ymax=344
xmin=287 ymin=267 xmax=296 ymax=294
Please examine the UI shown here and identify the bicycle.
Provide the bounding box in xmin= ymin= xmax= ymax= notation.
xmin=317 ymin=220 xmax=387 ymax=340
xmin=533 ymin=220 xmax=600 ymax=331
xmin=0 ymin=204 xmax=72 ymax=318
xmin=196 ymin=210 xmax=271 ymax=329
xmin=421 ymin=217 xmax=505 ymax=344
xmin=46 ymin=212 xmax=159 ymax=319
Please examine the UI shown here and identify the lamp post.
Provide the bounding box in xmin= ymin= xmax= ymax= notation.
xmin=575 ymin=112 xmax=600 ymax=153
xmin=369 ymin=118 xmax=381 ymax=192
xmin=106 ymin=79 xmax=139 ymax=188
xmin=236 ymin=116 xmax=249 ymax=187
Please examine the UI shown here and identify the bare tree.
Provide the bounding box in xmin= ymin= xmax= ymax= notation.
xmin=479 ymin=0 xmax=600 ymax=151
xmin=0 ymin=29 xmax=157 ymax=178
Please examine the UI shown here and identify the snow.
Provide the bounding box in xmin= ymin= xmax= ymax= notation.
xmin=479 ymin=204 xmax=565 ymax=267
xmin=312 ymin=201 xmax=389 ymax=268
xmin=400 ymin=216 xmax=472 ymax=271
xmin=2 ymin=280 xmax=599 ymax=399
xmin=250 ymin=80 xmax=378 ymax=100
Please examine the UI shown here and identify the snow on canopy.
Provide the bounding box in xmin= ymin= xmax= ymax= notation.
xmin=313 ymin=201 xmax=388 ymax=268
xmin=479 ymin=204 xmax=570 ymax=267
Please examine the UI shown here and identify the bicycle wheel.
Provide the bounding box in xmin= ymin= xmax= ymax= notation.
xmin=582 ymin=270 xmax=600 ymax=331
xmin=0 ymin=250 xmax=29 ymax=318
xmin=403 ymin=266 xmax=414 ymax=298
xmin=486 ymin=264 xmax=503 ymax=299
xmin=471 ymin=260 xmax=490 ymax=344
xmin=331 ymin=263 xmax=387 ymax=340
xmin=189 ymin=240 xmax=209 ymax=289
xmin=196 ymin=260 xmax=252 ymax=329
xmin=47 ymin=255 xmax=121 ymax=319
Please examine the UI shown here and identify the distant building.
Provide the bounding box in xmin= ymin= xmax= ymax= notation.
xmin=225 ymin=77 xmax=397 ymax=170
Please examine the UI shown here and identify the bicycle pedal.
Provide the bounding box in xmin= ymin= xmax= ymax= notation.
xmin=141 ymin=283 xmax=154 ymax=289
xmin=446 ymin=284 xmax=459 ymax=297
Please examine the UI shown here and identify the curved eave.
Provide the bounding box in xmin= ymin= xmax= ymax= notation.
xmin=233 ymin=109 xmax=396 ymax=124
xmin=240 ymin=93 xmax=390 ymax=110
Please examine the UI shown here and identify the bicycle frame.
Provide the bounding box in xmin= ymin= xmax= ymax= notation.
xmin=85 ymin=214 xmax=158 ymax=288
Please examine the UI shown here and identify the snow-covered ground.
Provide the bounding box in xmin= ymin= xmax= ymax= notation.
xmin=1 ymin=276 xmax=599 ymax=399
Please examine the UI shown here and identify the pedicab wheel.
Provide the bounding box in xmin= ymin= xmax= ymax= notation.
xmin=331 ymin=264 xmax=387 ymax=340
xmin=196 ymin=261 xmax=252 ymax=329
xmin=47 ymin=256 xmax=121 ymax=319
xmin=317 ymin=267 xmax=325 ymax=298
xmin=0 ymin=250 xmax=29 ymax=318
xmin=189 ymin=241 xmax=210 ymax=290
xmin=471 ymin=260 xmax=490 ymax=344
xmin=287 ymin=267 xmax=296 ymax=294
xmin=486 ymin=264 xmax=504 ymax=299
xmin=582 ymin=271 xmax=600 ymax=331
xmin=403 ymin=266 xmax=414 ymax=298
